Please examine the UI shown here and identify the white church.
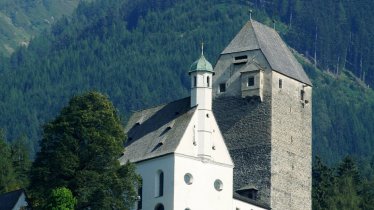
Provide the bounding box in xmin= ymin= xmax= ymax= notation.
xmin=119 ymin=18 xmax=312 ymax=210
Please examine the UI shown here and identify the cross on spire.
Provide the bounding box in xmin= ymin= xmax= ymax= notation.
xmin=201 ymin=41 xmax=204 ymax=56
xmin=248 ymin=1 xmax=252 ymax=20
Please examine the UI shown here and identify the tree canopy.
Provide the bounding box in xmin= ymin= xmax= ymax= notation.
xmin=29 ymin=91 xmax=140 ymax=209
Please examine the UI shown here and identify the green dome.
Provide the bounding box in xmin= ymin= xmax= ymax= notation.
xmin=189 ymin=54 xmax=214 ymax=74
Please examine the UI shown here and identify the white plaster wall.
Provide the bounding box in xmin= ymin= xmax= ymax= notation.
xmin=232 ymin=199 xmax=267 ymax=210
xmin=173 ymin=154 xmax=233 ymax=210
xmin=175 ymin=106 xmax=233 ymax=165
xmin=191 ymin=72 xmax=213 ymax=110
xmin=135 ymin=155 xmax=175 ymax=210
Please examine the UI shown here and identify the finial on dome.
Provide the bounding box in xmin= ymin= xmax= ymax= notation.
xmin=248 ymin=1 xmax=252 ymax=20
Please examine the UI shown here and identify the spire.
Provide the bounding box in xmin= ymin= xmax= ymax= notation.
xmin=201 ymin=41 xmax=204 ymax=56
xmin=248 ymin=0 xmax=252 ymax=20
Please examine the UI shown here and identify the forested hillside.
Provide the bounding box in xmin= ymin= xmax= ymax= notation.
xmin=0 ymin=0 xmax=83 ymax=56
xmin=260 ymin=0 xmax=374 ymax=87
xmin=0 ymin=0 xmax=373 ymax=166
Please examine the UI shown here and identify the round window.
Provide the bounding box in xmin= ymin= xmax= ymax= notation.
xmin=184 ymin=173 xmax=193 ymax=185
xmin=214 ymin=179 xmax=223 ymax=191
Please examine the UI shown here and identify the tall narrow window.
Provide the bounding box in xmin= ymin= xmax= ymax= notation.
xmin=207 ymin=76 xmax=210 ymax=87
xmin=194 ymin=76 xmax=197 ymax=87
xmin=301 ymin=89 xmax=305 ymax=101
xmin=159 ymin=172 xmax=164 ymax=196
xmin=155 ymin=170 xmax=164 ymax=197
xmin=279 ymin=79 xmax=283 ymax=89
xmin=247 ymin=77 xmax=254 ymax=87
xmin=137 ymin=179 xmax=143 ymax=210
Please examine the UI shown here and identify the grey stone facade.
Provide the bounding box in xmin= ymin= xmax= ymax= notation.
xmin=212 ymin=20 xmax=312 ymax=210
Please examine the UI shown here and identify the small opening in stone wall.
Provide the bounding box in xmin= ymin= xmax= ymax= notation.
xmin=235 ymin=55 xmax=248 ymax=60
xmin=279 ymin=79 xmax=283 ymax=89
xmin=219 ymin=83 xmax=226 ymax=93
xmin=247 ymin=77 xmax=255 ymax=87
xmin=300 ymin=89 xmax=305 ymax=101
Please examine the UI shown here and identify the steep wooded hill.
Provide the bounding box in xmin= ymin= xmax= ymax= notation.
xmin=0 ymin=0 xmax=83 ymax=56
xmin=0 ymin=0 xmax=373 ymax=165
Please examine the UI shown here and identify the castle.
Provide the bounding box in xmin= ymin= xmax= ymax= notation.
xmin=120 ymin=19 xmax=312 ymax=210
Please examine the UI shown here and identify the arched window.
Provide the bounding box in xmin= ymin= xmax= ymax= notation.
xmin=155 ymin=203 xmax=164 ymax=210
xmin=155 ymin=170 xmax=164 ymax=197
xmin=194 ymin=76 xmax=197 ymax=87
xmin=137 ymin=178 xmax=143 ymax=210
xmin=207 ymin=76 xmax=210 ymax=87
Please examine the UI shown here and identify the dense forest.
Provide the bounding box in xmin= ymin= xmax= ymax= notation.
xmin=0 ymin=0 xmax=374 ymax=208
xmin=0 ymin=0 xmax=373 ymax=164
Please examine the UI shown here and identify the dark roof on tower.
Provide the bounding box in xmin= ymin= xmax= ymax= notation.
xmin=221 ymin=20 xmax=311 ymax=86
xmin=0 ymin=189 xmax=26 ymax=210
xmin=233 ymin=193 xmax=270 ymax=209
xmin=119 ymin=97 xmax=196 ymax=163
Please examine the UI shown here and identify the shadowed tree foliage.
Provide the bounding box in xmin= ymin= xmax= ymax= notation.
xmin=29 ymin=91 xmax=140 ymax=209
xmin=0 ymin=131 xmax=17 ymax=193
xmin=312 ymin=156 xmax=374 ymax=210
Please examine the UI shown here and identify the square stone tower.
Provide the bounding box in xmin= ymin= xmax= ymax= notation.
xmin=212 ymin=20 xmax=312 ymax=210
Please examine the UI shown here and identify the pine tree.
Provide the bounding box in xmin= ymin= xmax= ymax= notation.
xmin=0 ymin=131 xmax=17 ymax=193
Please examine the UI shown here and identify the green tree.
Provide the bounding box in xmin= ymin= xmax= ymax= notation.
xmin=47 ymin=187 xmax=77 ymax=210
xmin=312 ymin=157 xmax=335 ymax=210
xmin=0 ymin=131 xmax=17 ymax=193
xmin=10 ymin=135 xmax=31 ymax=188
xmin=29 ymin=91 xmax=140 ymax=209
xmin=332 ymin=156 xmax=362 ymax=210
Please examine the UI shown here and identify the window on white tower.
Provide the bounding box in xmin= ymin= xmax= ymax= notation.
xmin=207 ymin=76 xmax=210 ymax=87
xmin=155 ymin=170 xmax=164 ymax=197
xmin=155 ymin=203 xmax=164 ymax=210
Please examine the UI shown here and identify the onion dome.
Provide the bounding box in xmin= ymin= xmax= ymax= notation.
xmin=189 ymin=44 xmax=214 ymax=75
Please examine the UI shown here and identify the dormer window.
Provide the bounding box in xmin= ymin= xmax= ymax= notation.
xmin=234 ymin=55 xmax=248 ymax=65
xmin=247 ymin=77 xmax=254 ymax=87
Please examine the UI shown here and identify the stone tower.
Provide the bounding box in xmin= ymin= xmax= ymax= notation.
xmin=212 ymin=20 xmax=312 ymax=210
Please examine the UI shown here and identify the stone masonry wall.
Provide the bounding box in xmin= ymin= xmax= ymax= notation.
xmin=213 ymin=96 xmax=272 ymax=205
xmin=270 ymin=72 xmax=312 ymax=210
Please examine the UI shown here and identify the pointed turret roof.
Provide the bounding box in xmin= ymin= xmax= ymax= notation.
xmin=222 ymin=20 xmax=311 ymax=86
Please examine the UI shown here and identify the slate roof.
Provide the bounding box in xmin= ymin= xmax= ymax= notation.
xmin=221 ymin=20 xmax=312 ymax=86
xmin=119 ymin=97 xmax=196 ymax=163
xmin=0 ymin=189 xmax=25 ymax=210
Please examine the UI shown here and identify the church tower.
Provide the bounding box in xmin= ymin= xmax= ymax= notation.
xmin=212 ymin=19 xmax=312 ymax=210
xmin=189 ymin=45 xmax=215 ymax=159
